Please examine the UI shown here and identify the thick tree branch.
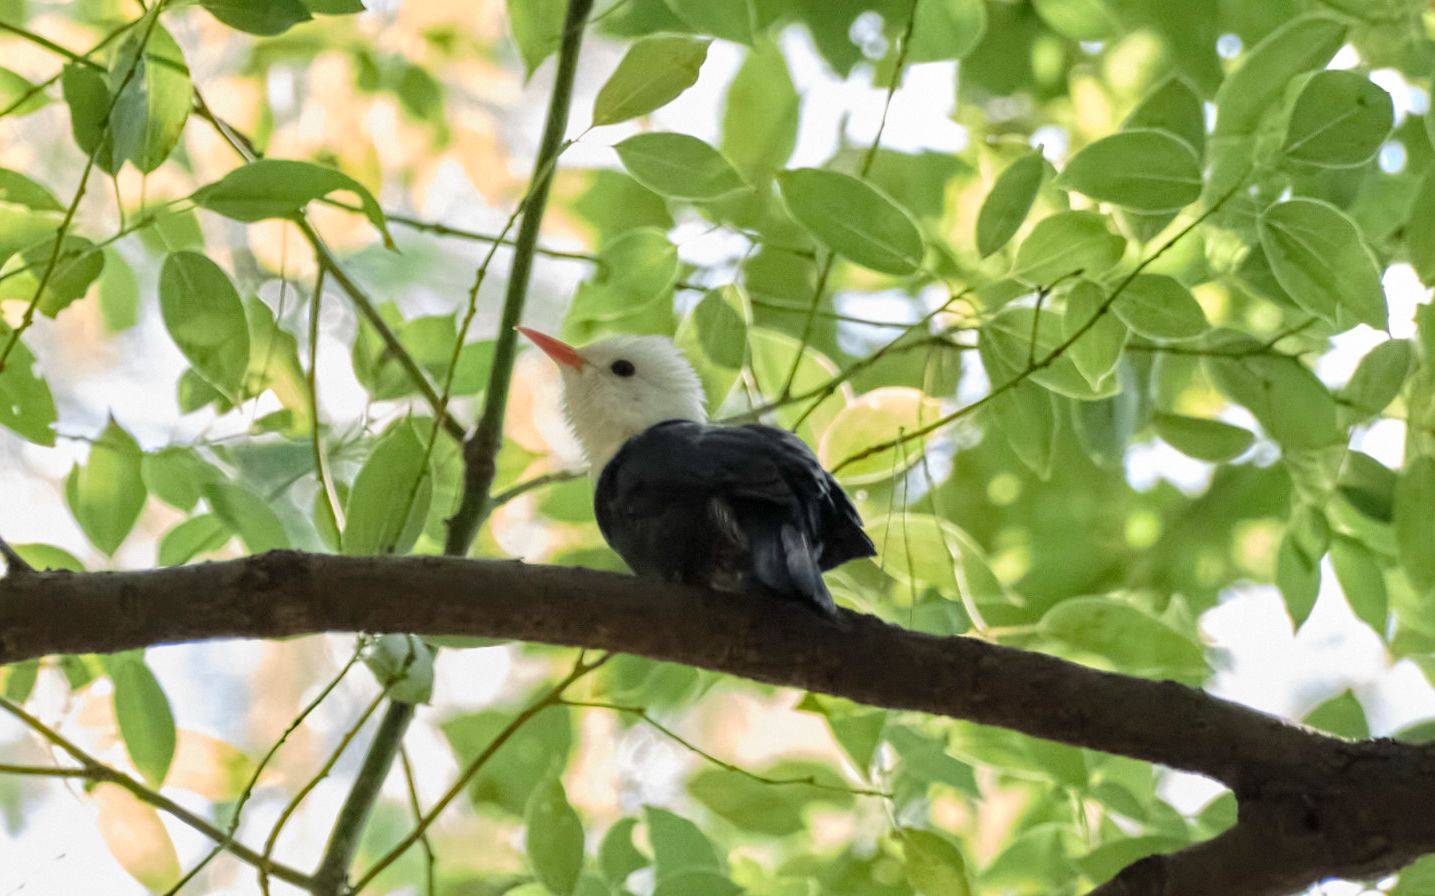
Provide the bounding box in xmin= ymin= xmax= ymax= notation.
xmin=4 ymin=551 xmax=1435 ymax=895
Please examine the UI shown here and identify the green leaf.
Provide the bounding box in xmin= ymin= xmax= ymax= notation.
xmin=908 ymin=0 xmax=987 ymax=61
xmin=994 ymin=380 xmax=1059 ymax=478
xmin=1393 ymin=855 xmax=1435 ymax=896
xmin=2 ymin=658 xmax=39 ymax=702
xmin=142 ymin=447 xmax=222 ymax=512
xmin=442 ymin=703 xmax=571 ymax=815
xmin=661 ymin=0 xmax=779 ymax=43
xmin=864 ymin=513 xmax=1010 ymax=604
xmin=1258 ymin=198 xmax=1385 ymax=330
xmin=818 ymin=387 xmax=942 ymax=484
xmin=0 ymin=235 xmax=106 ymax=317
xmin=675 ymin=286 xmax=749 ymax=410
xmin=1125 ymin=76 xmax=1205 ymax=159
xmin=1039 ymin=596 xmax=1207 ymax=677
xmin=61 ymin=62 xmax=118 ymax=173
xmin=689 ymin=761 xmax=850 ymax=836
xmin=796 ymin=694 xmax=887 ymax=771
xmin=364 ymin=633 xmax=435 ymax=704
xmin=109 ymin=24 xmax=192 ymax=173
xmin=901 ymin=829 xmax=972 ymax=896
xmin=1204 ymin=333 xmax=1340 ymax=449
xmin=1076 ymin=836 xmax=1187 ymax=885
xmin=0 ymin=67 xmax=49 ymax=117
xmin=11 ymin=543 xmax=84 ymax=571
xmin=1057 ymin=130 xmax=1202 ymax=212
xmin=157 ymin=515 xmax=230 ymax=566
xmin=343 ymin=420 xmax=432 ymax=556
xmin=1282 ymin=70 xmax=1393 ymax=168
xmin=563 ymin=228 xmax=678 ymax=340
xmin=1304 ymin=690 xmax=1368 ymax=740
xmin=592 ymin=36 xmax=710 ymax=126
xmin=306 ymin=0 xmax=366 ymax=11
xmin=65 ymin=418 xmax=146 ymax=555
xmin=976 ymin=150 xmax=1047 ymax=258
xmin=720 ymin=39 xmax=798 ymax=181
xmin=1112 ymin=274 xmax=1207 ymax=340
xmin=777 ymin=168 xmax=924 ymax=275
xmin=652 ymin=872 xmax=741 ymax=896
xmin=1340 ymin=339 xmax=1411 ymax=421
xmin=599 ymin=818 xmax=648 ymax=886
xmin=508 ymin=0 xmax=566 ymax=77
xmin=981 ymin=306 xmax=1116 ymax=400
xmin=1012 ymin=211 xmax=1125 ymax=286
xmin=1213 ymin=15 xmax=1346 ymax=137
xmin=1330 ymin=535 xmax=1387 ymax=634
xmin=103 ymin=652 xmax=176 ymax=787
xmin=193 ymin=159 xmax=393 ymax=248
xmin=158 ymin=252 xmax=251 ymax=400
xmin=98 ymin=249 xmax=139 ymax=332
xmin=614 ymin=132 xmax=747 ymax=200
xmin=203 ymin=482 xmax=290 ymax=553
xmin=0 ymin=170 xmax=61 ymax=211
xmin=1395 ymin=456 xmax=1435 ymax=593
xmin=0 ymin=327 xmax=56 ymax=445
xmin=1063 ymin=279 xmax=1127 ymax=387
xmin=645 ymin=806 xmax=720 ymax=879
xmin=526 ymin=776 xmax=585 ymax=896
xmin=1276 ymin=534 xmax=1320 ymax=628
xmin=200 ymin=0 xmax=313 ymax=35
xmin=1153 ymin=413 xmax=1254 ymax=462
xmin=1406 ymin=169 xmax=1435 ymax=287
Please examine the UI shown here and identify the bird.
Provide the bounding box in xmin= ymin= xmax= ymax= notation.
xmin=517 ymin=327 xmax=876 ymax=615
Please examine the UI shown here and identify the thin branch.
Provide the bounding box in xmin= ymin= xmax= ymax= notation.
xmin=832 ymin=181 xmax=1244 ymax=473
xmin=777 ymin=0 xmax=919 ymax=401
xmin=0 ymin=3 xmax=166 ymax=375
xmin=162 ymin=641 xmax=366 ymax=895
xmin=0 ymin=536 xmax=34 ymax=575
xmin=268 ymin=688 xmax=387 ymax=894
xmin=306 ymin=266 xmax=345 ymax=547
xmin=350 ymin=652 xmax=611 ymax=892
xmin=559 ymin=699 xmax=891 ymax=798
xmin=320 ymin=198 xmax=599 ymax=263
xmin=0 ymin=695 xmax=313 ymax=889
xmin=445 ymin=0 xmax=596 ymax=555
xmin=399 ymin=748 xmax=437 ymax=896
xmin=490 ymin=468 xmax=586 ymax=507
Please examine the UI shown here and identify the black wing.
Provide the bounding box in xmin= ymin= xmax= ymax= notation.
xmin=594 ymin=420 xmax=875 ymax=613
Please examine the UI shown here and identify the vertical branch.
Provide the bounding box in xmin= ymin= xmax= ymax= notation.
xmin=445 ymin=0 xmax=596 ymax=556
xmin=309 ymin=3 xmax=595 ymax=893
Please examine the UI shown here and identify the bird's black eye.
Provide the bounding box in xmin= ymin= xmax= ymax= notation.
xmin=610 ymin=359 xmax=636 ymax=377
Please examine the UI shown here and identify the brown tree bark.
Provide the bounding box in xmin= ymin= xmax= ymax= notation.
xmin=3 ymin=550 xmax=1433 ymax=895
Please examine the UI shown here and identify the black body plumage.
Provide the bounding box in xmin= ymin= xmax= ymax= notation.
xmin=594 ymin=419 xmax=876 ymax=614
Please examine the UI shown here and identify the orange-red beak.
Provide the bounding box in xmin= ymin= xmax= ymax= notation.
xmin=516 ymin=327 xmax=585 ymax=370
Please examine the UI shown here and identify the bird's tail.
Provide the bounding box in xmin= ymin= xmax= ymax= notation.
xmin=751 ymin=520 xmax=837 ymax=615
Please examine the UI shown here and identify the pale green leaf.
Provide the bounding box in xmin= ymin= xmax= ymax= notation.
xmin=592 ymin=36 xmax=710 ymax=126
xmin=103 ymin=652 xmax=177 ymax=787
xmin=66 ymin=418 xmax=146 ymax=555
xmin=1040 ymin=596 xmax=1207 ymax=676
xmin=1213 ymin=15 xmax=1347 ymax=137
xmin=343 ymin=421 xmax=433 ymax=556
xmin=1258 ymin=199 xmax=1385 ymax=330
xmin=1112 ymin=274 xmax=1207 ymax=340
xmin=1057 ymin=130 xmax=1202 ymax=212
xmin=1012 ymin=211 xmax=1124 ymax=286
xmin=1153 ymin=413 xmax=1254 ymax=462
xmin=777 ymin=168 xmax=924 ymax=275
xmin=614 ymin=132 xmax=747 ymax=200
xmin=159 ymin=252 xmax=251 ymax=399
xmin=976 ymin=150 xmax=1047 ymax=257
xmin=1282 ymin=70 xmax=1393 ymax=167
xmin=193 ymin=159 xmax=393 ymax=248
xmin=526 ymin=776 xmax=585 ymax=896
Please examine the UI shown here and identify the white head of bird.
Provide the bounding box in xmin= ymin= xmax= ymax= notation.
xmin=518 ymin=328 xmax=707 ymax=475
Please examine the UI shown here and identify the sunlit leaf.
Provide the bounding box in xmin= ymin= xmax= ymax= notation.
xmin=526 ymin=776 xmax=585 ymax=896
xmin=675 ymin=286 xmax=749 ymax=410
xmin=103 ymin=652 xmax=176 ymax=787
xmin=200 ymin=0 xmax=313 ymax=35
xmin=508 ymin=0 xmax=566 ymax=76
xmin=865 ymin=513 xmax=1011 ymax=604
xmin=1213 ymin=15 xmax=1346 ymax=137
xmin=1013 ymin=211 xmax=1124 ymax=286
xmin=720 ymin=39 xmax=798 ymax=181
xmin=1277 ymin=531 xmax=1320 ymax=627
xmin=1304 ymin=690 xmax=1369 ymax=740
xmin=0 ymin=326 xmax=56 ymax=445
xmin=193 ymin=159 xmax=393 ymax=248
xmin=94 ymin=784 xmax=181 ymax=892
xmin=592 ymin=36 xmax=710 ymax=126
xmin=976 ymin=150 xmax=1047 ymax=258
xmin=1395 ymin=456 xmax=1435 ymax=593
xmin=777 ymin=168 xmax=925 ymax=275
xmin=1340 ymin=338 xmax=1410 ymax=421
xmin=1063 ymin=279 xmax=1127 ymax=387
xmin=1057 ymin=130 xmax=1202 ymax=212
xmin=1258 ymin=199 xmax=1385 ymax=330
xmin=344 ymin=420 xmax=433 ymax=556
xmin=66 ymin=418 xmax=146 ymax=555
xmin=615 ymin=132 xmax=747 ymax=200
xmin=1039 ymin=596 xmax=1207 ymax=676
xmin=901 ymin=828 xmax=972 ymax=896
xmin=1112 ymin=274 xmax=1207 ymax=340
xmin=159 ymin=252 xmax=251 ymax=400
xmin=818 ymin=387 xmax=941 ymax=484
xmin=109 ymin=24 xmax=191 ymax=172
xmin=1282 ymin=70 xmax=1392 ymax=167
xmin=168 ymin=730 xmax=256 ymax=801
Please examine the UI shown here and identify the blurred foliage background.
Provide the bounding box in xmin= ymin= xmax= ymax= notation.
xmin=3 ymin=0 xmax=1435 ymax=893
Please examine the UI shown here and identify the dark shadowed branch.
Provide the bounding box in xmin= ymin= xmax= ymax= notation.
xmin=4 ymin=551 xmax=1435 ymax=896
